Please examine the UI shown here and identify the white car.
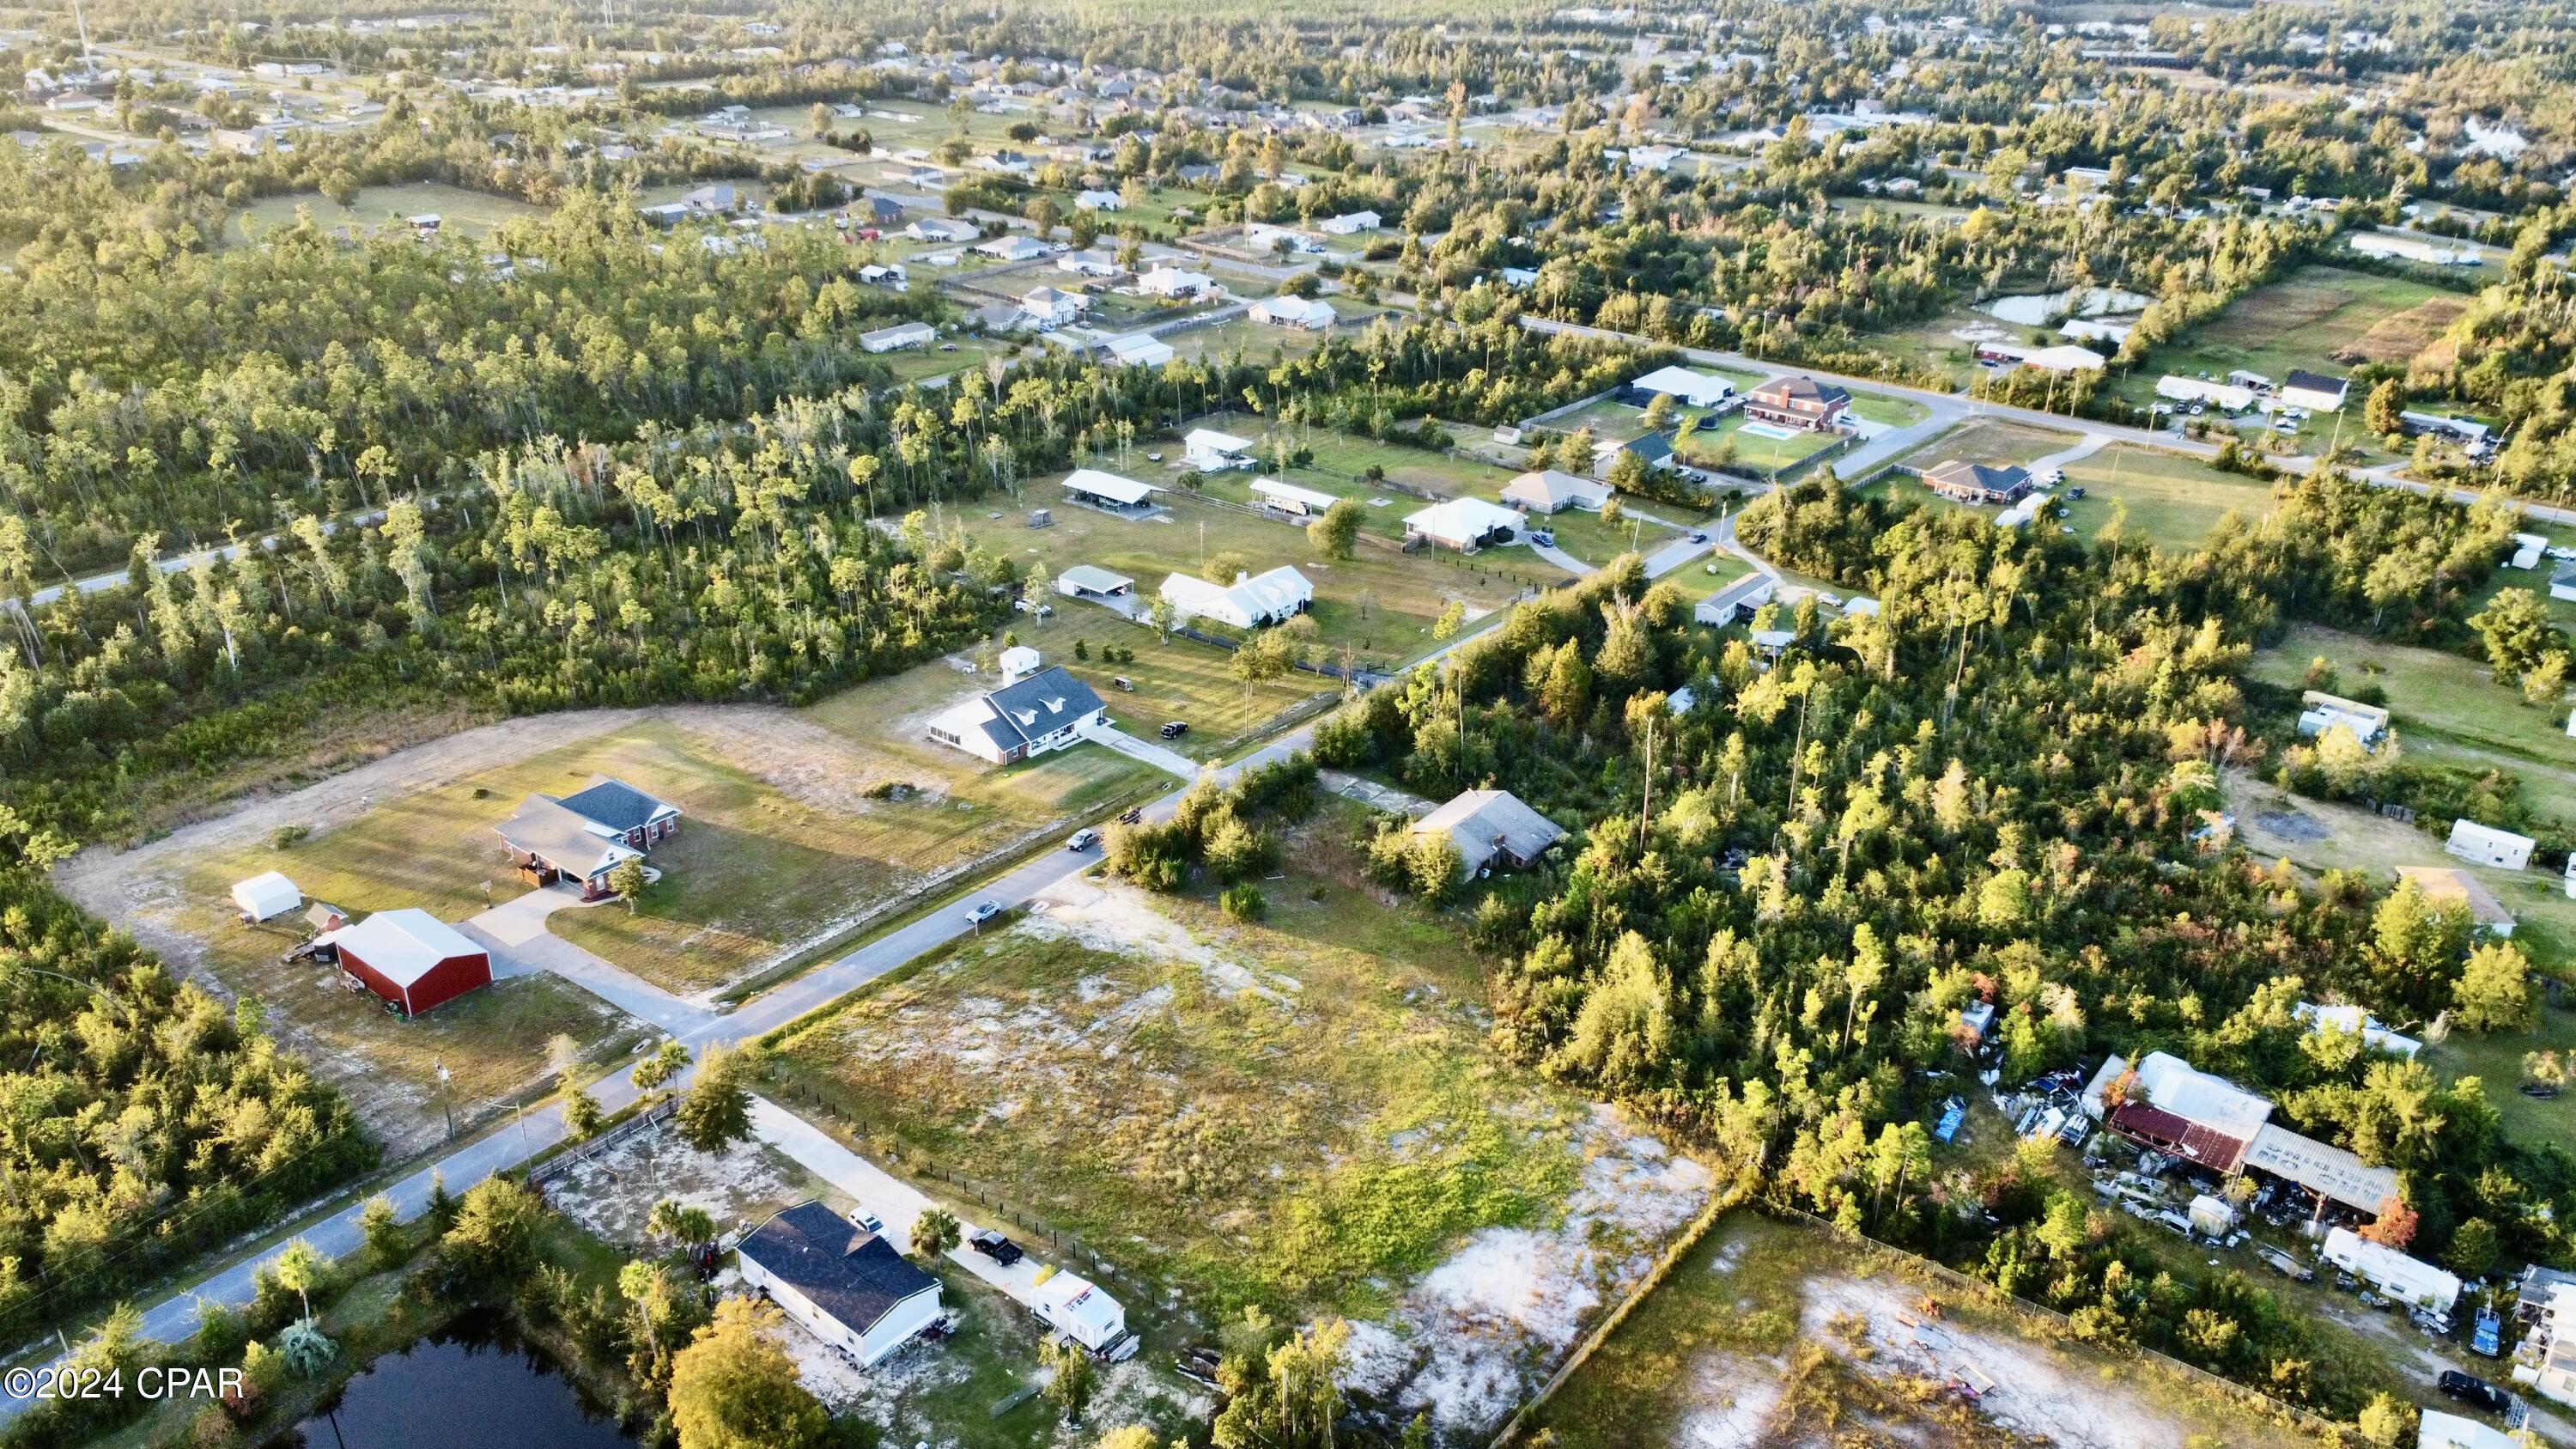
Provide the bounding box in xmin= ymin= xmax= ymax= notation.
xmin=964 ymin=899 xmax=1003 ymax=926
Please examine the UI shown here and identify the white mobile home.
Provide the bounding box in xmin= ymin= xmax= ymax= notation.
xmin=1158 ymin=566 xmax=1313 ymax=629
xmin=2322 ymin=1227 xmax=2460 ymax=1313
xmin=1032 ymin=1270 xmax=1127 ymax=1353
xmin=2446 ymin=819 xmax=2535 ymax=871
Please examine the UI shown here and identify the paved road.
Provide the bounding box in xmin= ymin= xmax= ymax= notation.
xmin=0 ymin=579 xmax=1522 ymax=1411
xmin=1516 ymin=315 xmax=2576 ymax=527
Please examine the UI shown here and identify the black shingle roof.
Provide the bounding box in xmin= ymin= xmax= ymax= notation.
xmin=2283 ymin=368 xmax=2348 ymax=398
xmin=984 ymin=667 xmax=1105 ymax=746
xmin=738 ymin=1202 xmax=939 ymax=1336
xmin=552 ymin=777 xmax=677 ymax=834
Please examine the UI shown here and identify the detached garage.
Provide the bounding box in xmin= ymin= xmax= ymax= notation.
xmin=230 ymin=872 xmax=302 ymax=923
xmin=324 ymin=909 xmax=493 ymax=1017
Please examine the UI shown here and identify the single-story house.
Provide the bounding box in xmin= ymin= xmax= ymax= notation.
xmin=1159 ymin=566 xmax=1314 ymax=629
xmin=2281 ymin=369 xmax=2349 ymax=413
xmin=1032 ymin=1270 xmax=1127 ymax=1354
xmin=1075 ymin=188 xmax=1122 ymax=210
xmin=1139 ymin=265 xmax=1215 ymax=299
xmin=231 ymin=872 xmax=302 ymax=923
xmin=496 ymin=797 xmax=644 ymax=900
xmin=2158 ymin=375 xmax=2256 ymax=411
xmin=556 ymin=777 xmax=683 ymax=849
xmin=2446 ymin=818 xmax=2535 ymax=872
xmin=861 ymin=321 xmax=936 ymax=354
xmin=1058 ymin=247 xmax=1123 ymax=277
xmin=2399 ymin=411 xmax=2491 ymax=447
xmin=858 ymin=263 xmax=908 ymax=290
xmin=735 ymin=1202 xmax=945 ymax=1367
xmin=1061 ymin=468 xmax=1164 ymax=513
xmin=1101 ymin=332 xmax=1175 ymax=368
xmin=1317 ymin=210 xmax=1381 ymax=234
xmin=1592 ymin=432 xmax=1676 ymax=478
xmin=1021 ymin=285 xmax=1086 ymax=326
xmin=2553 ymin=563 xmax=2576 ymax=603
xmin=1054 ymin=564 xmax=1135 ymax=599
xmin=1404 ymin=497 xmax=1522 ymax=552
xmin=1921 ymin=460 xmax=2033 ymax=505
xmin=1694 ymin=572 xmax=1779 ymax=625
xmin=927 ymin=666 xmax=1108 ymax=765
xmin=1250 ymin=478 xmax=1340 ymax=517
xmin=1245 ymin=222 xmax=1323 ymax=254
xmin=1626 ymin=364 xmax=1737 ymax=410
xmin=2295 ymin=690 xmax=2389 ymax=745
xmin=1502 ymin=469 xmax=1611 ymax=514
xmin=1184 ymin=429 xmax=1257 ymax=471
xmin=974 ymin=234 xmax=1053 ymax=262
xmin=1744 ymin=375 xmax=1850 ymax=432
xmin=1249 ymin=295 xmax=1336 ymax=329
xmin=2397 ymin=865 xmax=2518 ymax=937
xmin=324 ymin=909 xmax=492 ymax=1017
xmin=1413 ymin=789 xmax=1565 ymax=878
xmin=906 ymin=216 xmax=979 ymax=244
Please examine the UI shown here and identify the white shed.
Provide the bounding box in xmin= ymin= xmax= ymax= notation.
xmin=1032 ymin=1269 xmax=1127 ymax=1352
xmin=998 ymin=645 xmax=1042 ymax=681
xmin=2446 ymin=819 xmax=2535 ymax=872
xmin=230 ymin=872 xmax=303 ymax=923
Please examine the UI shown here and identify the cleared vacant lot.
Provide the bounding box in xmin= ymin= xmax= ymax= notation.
xmin=2055 ymin=442 xmax=2275 ymax=551
xmin=2124 ymin=266 xmax=2459 ymax=381
xmin=1530 ymin=1212 xmax=2318 ymax=1449
xmin=773 ymin=809 xmax=1713 ymax=1436
xmin=227 ymin=182 xmax=549 ymax=242
xmin=1888 ymin=417 xmax=2086 ymax=473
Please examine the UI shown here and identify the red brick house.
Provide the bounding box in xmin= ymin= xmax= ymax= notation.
xmin=1744 ymin=375 xmax=1852 ymax=433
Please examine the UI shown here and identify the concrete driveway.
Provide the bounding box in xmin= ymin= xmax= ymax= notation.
xmin=459 ymin=887 xmax=719 ymax=1036
xmin=1079 ymin=719 xmax=1201 ymax=778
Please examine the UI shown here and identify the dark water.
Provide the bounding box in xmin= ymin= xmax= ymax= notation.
xmin=281 ymin=1309 xmax=633 ymax=1449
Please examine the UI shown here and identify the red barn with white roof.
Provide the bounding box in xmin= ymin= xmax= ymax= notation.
xmin=326 ymin=909 xmax=492 ymax=1017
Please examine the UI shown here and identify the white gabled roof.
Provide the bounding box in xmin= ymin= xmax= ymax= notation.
xmin=1185 ymin=428 xmax=1254 ymax=455
xmin=1060 ymin=469 xmax=1163 ymax=505
xmin=1630 ymin=364 xmax=1735 ymax=405
xmin=1406 ymin=496 xmax=1523 ymax=539
xmin=1161 ymin=565 xmax=1313 ymax=620
xmin=325 ymin=909 xmax=482 ymax=987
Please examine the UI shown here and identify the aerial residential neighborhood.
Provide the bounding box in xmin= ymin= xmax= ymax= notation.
xmin=7 ymin=3 xmax=2576 ymax=1449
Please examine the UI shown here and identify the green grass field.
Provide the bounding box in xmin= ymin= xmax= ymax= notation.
xmin=1888 ymin=417 xmax=2085 ymax=472
xmin=1184 ymin=408 xmax=1530 ymax=501
xmin=770 ymin=807 xmax=1598 ymax=1317
xmin=2056 ymin=442 xmax=2277 ymax=551
xmin=226 ymin=182 xmax=550 ymax=243
xmin=1003 ymin=478 xmax=1560 ymax=671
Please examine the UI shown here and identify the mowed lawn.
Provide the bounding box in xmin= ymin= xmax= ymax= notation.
xmin=2057 ymin=443 xmax=2276 ymax=551
xmin=2247 ymin=622 xmax=2576 ymax=776
xmin=1889 ymin=417 xmax=2087 ymax=472
xmin=1005 ymin=480 xmax=1563 ymax=668
xmin=770 ymin=809 xmax=1595 ymax=1315
xmin=2109 ymin=266 xmax=2463 ymax=405
xmin=226 ymin=182 xmax=550 ymax=242
xmin=1188 ymin=408 xmax=1525 ymax=500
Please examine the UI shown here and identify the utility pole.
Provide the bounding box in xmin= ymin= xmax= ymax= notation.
xmin=435 ymin=1060 xmax=453 ymax=1142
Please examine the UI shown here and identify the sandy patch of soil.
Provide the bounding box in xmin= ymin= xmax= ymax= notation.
xmin=1675 ymin=1353 xmax=1788 ymax=1449
xmin=547 ymin=1119 xmax=809 ymax=1251
xmin=1026 ymin=880 xmax=1300 ymax=1002
xmin=1801 ymin=1274 xmax=2190 ymax=1449
xmin=1341 ymin=1109 xmax=1716 ymax=1436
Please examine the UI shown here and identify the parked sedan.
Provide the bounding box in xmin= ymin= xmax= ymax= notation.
xmin=2439 ymin=1369 xmax=2514 ymax=1416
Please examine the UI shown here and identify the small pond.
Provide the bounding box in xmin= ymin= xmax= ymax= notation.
xmin=280 ymin=1310 xmax=632 ymax=1449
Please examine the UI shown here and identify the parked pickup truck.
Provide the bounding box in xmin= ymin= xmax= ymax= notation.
xmin=968 ymin=1227 xmax=1024 ymax=1265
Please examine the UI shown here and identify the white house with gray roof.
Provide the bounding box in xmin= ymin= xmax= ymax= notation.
xmin=927 ymin=666 xmax=1108 ymax=764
